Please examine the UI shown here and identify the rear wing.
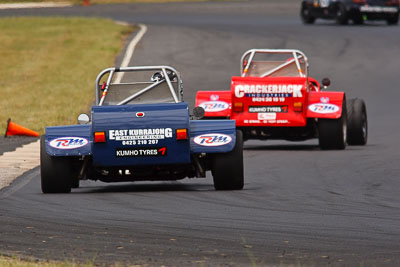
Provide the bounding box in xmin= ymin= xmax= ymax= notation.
xmin=95 ymin=66 xmax=183 ymax=106
xmin=240 ymin=49 xmax=309 ymax=78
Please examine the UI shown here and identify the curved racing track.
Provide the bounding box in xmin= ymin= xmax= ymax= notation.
xmin=1 ymin=1 xmax=400 ymax=266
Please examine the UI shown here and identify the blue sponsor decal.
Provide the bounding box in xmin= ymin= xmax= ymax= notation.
xmin=193 ymin=133 xmax=232 ymax=147
xmin=49 ymin=137 xmax=89 ymax=150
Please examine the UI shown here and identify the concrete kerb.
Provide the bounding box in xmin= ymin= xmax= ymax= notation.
xmin=0 ymin=140 xmax=40 ymax=190
xmin=0 ymin=2 xmax=72 ymax=9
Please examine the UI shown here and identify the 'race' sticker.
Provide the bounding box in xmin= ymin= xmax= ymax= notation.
xmin=49 ymin=137 xmax=88 ymax=149
xmin=308 ymin=103 xmax=340 ymax=114
xmin=198 ymin=101 xmax=229 ymax=112
xmin=193 ymin=133 xmax=232 ymax=147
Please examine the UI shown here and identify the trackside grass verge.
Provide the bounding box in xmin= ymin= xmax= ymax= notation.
xmin=0 ymin=0 xmax=232 ymax=4
xmin=0 ymin=0 xmax=68 ymax=3
xmin=0 ymin=256 xmax=92 ymax=267
xmin=0 ymin=17 xmax=132 ymax=134
xmin=0 ymin=255 xmax=136 ymax=267
xmin=83 ymin=0 xmax=233 ymax=3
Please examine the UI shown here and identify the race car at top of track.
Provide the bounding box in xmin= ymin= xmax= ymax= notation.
xmin=301 ymin=0 xmax=400 ymax=25
xmin=195 ymin=49 xmax=368 ymax=150
xmin=40 ymin=66 xmax=244 ymax=193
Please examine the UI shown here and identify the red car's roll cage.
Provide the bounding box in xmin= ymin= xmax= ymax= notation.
xmin=240 ymin=49 xmax=318 ymax=92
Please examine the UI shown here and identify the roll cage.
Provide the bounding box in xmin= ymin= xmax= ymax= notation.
xmin=240 ymin=49 xmax=309 ymax=78
xmin=95 ymin=66 xmax=183 ymax=106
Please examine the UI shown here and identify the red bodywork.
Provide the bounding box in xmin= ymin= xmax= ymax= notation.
xmin=195 ymin=49 xmax=346 ymax=141
xmin=196 ymin=77 xmax=344 ymax=123
xmin=195 ymin=90 xmax=231 ymax=118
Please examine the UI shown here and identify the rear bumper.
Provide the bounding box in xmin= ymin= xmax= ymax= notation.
xmin=359 ymin=5 xmax=398 ymax=14
xmin=91 ymin=103 xmax=191 ymax=167
xmin=239 ymin=121 xmax=317 ymax=142
xmin=349 ymin=4 xmax=399 ymax=19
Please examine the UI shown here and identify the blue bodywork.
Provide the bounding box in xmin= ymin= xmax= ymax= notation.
xmin=45 ymin=124 xmax=92 ymax=157
xmin=45 ymin=102 xmax=236 ymax=167
xmin=41 ymin=66 xmax=243 ymax=192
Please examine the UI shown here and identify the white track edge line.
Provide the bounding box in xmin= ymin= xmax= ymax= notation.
xmin=114 ymin=24 xmax=148 ymax=84
xmin=0 ymin=2 xmax=72 ymax=9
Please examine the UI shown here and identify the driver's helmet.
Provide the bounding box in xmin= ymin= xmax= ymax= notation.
xmin=151 ymin=71 xmax=164 ymax=82
xmin=151 ymin=71 xmax=177 ymax=82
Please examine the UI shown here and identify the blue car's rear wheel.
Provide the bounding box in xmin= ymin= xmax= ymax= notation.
xmin=40 ymin=136 xmax=75 ymax=193
xmin=212 ymin=130 xmax=244 ymax=190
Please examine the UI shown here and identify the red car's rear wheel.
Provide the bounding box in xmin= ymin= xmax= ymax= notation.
xmin=318 ymin=98 xmax=347 ymax=150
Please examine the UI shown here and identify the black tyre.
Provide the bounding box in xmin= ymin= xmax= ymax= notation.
xmin=71 ymin=177 xmax=80 ymax=189
xmin=346 ymin=98 xmax=368 ymax=145
xmin=387 ymin=13 xmax=399 ymax=25
xmin=40 ymin=136 xmax=74 ymax=193
xmin=212 ymin=130 xmax=244 ymax=190
xmin=352 ymin=15 xmax=364 ymax=25
xmin=318 ymin=98 xmax=347 ymax=150
xmin=336 ymin=4 xmax=349 ymax=25
xmin=301 ymin=4 xmax=316 ymax=24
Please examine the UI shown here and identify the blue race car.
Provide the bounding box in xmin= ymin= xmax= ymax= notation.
xmin=41 ymin=66 xmax=244 ymax=193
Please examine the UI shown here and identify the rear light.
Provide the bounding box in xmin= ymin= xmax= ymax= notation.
xmin=388 ymin=0 xmax=399 ymax=5
xmin=353 ymin=0 xmax=366 ymax=3
xmin=233 ymin=102 xmax=244 ymax=112
xmin=176 ymin=129 xmax=188 ymax=140
xmin=94 ymin=132 xmax=106 ymax=143
xmin=293 ymin=102 xmax=303 ymax=112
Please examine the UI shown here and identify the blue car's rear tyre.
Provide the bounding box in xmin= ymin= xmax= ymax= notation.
xmin=40 ymin=136 xmax=73 ymax=193
xmin=318 ymin=98 xmax=347 ymax=150
xmin=347 ymin=98 xmax=368 ymax=145
xmin=212 ymin=130 xmax=244 ymax=190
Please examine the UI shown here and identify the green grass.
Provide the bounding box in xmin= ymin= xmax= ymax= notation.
xmin=0 ymin=17 xmax=132 ymax=134
xmin=0 ymin=255 xmax=94 ymax=267
xmin=0 ymin=0 xmax=228 ymax=4
xmin=0 ymin=0 xmax=68 ymax=3
xmin=86 ymin=0 xmax=231 ymax=3
xmin=0 ymin=255 xmax=142 ymax=267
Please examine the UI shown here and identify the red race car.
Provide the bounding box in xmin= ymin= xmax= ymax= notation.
xmin=195 ymin=49 xmax=367 ymax=149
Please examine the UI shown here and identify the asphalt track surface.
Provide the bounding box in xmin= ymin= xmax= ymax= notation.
xmin=1 ymin=1 xmax=400 ymax=266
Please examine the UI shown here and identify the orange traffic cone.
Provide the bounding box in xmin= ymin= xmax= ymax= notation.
xmin=83 ymin=0 xmax=90 ymax=6
xmin=4 ymin=118 xmax=39 ymax=138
